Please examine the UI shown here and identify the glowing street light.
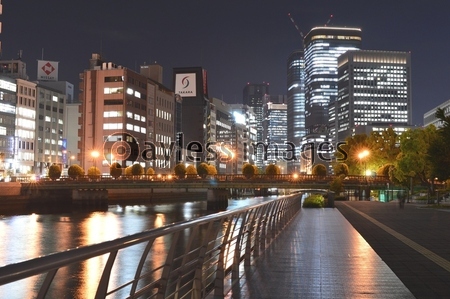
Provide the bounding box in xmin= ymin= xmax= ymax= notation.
xmin=358 ymin=150 xmax=370 ymax=176
xmin=91 ymin=150 xmax=100 ymax=169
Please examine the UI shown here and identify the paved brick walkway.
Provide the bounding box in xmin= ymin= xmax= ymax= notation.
xmin=336 ymin=201 xmax=450 ymax=299
xmin=226 ymin=205 xmax=414 ymax=298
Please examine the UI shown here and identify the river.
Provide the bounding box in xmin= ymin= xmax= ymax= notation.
xmin=0 ymin=195 xmax=277 ymax=298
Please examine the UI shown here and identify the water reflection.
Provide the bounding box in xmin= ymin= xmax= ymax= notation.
xmin=0 ymin=196 xmax=274 ymax=298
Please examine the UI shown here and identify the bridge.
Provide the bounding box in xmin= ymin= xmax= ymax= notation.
xmin=21 ymin=174 xmax=390 ymax=190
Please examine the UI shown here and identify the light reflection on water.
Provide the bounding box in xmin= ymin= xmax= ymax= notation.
xmin=0 ymin=196 xmax=275 ymax=298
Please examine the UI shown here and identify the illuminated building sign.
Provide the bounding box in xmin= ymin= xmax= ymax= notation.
xmin=175 ymin=73 xmax=197 ymax=97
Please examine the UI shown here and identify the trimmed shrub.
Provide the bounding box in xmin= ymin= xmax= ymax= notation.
xmin=207 ymin=164 xmax=217 ymax=175
xmin=68 ymin=164 xmax=84 ymax=179
xmin=146 ymin=167 xmax=155 ymax=175
xmin=88 ymin=166 xmax=101 ymax=179
xmin=110 ymin=162 xmax=122 ymax=179
xmin=130 ymin=163 xmax=144 ymax=176
xmin=174 ymin=163 xmax=186 ymax=179
xmin=302 ymin=194 xmax=325 ymax=208
xmin=48 ymin=164 xmax=62 ymax=181
xmin=197 ymin=162 xmax=209 ymax=178
xmin=242 ymin=163 xmax=256 ymax=179
xmin=265 ymin=164 xmax=281 ymax=175
xmin=312 ymin=164 xmax=327 ymax=176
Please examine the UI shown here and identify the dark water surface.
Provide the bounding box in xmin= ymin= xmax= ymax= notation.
xmin=0 ymin=196 xmax=276 ymax=298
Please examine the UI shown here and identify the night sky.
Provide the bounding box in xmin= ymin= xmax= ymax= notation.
xmin=1 ymin=0 xmax=449 ymax=126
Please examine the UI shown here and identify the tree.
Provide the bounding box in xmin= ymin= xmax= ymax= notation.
xmin=207 ymin=164 xmax=217 ymax=175
xmin=48 ymin=164 xmax=62 ymax=181
xmin=185 ymin=165 xmax=197 ymax=178
xmin=174 ymin=163 xmax=186 ymax=179
xmin=265 ymin=164 xmax=281 ymax=175
xmin=368 ymin=128 xmax=400 ymax=170
xmin=338 ymin=133 xmax=371 ymax=175
xmin=394 ymin=126 xmax=438 ymax=195
xmin=130 ymin=163 xmax=144 ymax=176
xmin=68 ymin=164 xmax=84 ymax=179
xmin=110 ymin=162 xmax=122 ymax=179
xmin=428 ymin=108 xmax=450 ymax=181
xmin=333 ymin=163 xmax=349 ymax=177
xmin=197 ymin=162 xmax=209 ymax=178
xmin=312 ymin=164 xmax=327 ymax=176
xmin=88 ymin=166 xmax=101 ymax=179
xmin=242 ymin=163 xmax=256 ymax=179
xmin=146 ymin=167 xmax=155 ymax=175
xmin=330 ymin=175 xmax=344 ymax=196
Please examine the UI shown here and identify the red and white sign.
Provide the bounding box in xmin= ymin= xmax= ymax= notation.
xmin=37 ymin=60 xmax=59 ymax=81
xmin=175 ymin=73 xmax=197 ymax=97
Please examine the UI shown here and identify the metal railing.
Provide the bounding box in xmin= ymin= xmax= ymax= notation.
xmin=0 ymin=194 xmax=302 ymax=299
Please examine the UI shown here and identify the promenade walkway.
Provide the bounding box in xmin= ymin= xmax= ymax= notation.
xmin=226 ymin=201 xmax=416 ymax=299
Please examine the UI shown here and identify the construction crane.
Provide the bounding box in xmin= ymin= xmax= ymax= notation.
xmin=288 ymin=13 xmax=304 ymax=48
xmin=325 ymin=14 xmax=333 ymax=26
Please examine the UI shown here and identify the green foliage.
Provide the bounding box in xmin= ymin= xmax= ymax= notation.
xmin=302 ymin=194 xmax=325 ymax=208
xmin=207 ymin=164 xmax=217 ymax=175
xmin=146 ymin=167 xmax=155 ymax=175
xmin=197 ymin=162 xmax=209 ymax=178
xmin=87 ymin=166 xmax=101 ymax=179
xmin=242 ymin=163 xmax=256 ymax=178
xmin=376 ymin=163 xmax=394 ymax=178
xmin=329 ymin=175 xmax=344 ymax=195
xmin=394 ymin=126 xmax=437 ymax=193
xmin=174 ymin=163 xmax=186 ymax=179
xmin=48 ymin=164 xmax=62 ymax=181
xmin=130 ymin=163 xmax=144 ymax=176
xmin=312 ymin=164 xmax=327 ymax=176
xmin=68 ymin=164 xmax=84 ymax=179
xmin=110 ymin=162 xmax=122 ymax=179
xmin=186 ymin=165 xmax=197 ymax=175
xmin=265 ymin=164 xmax=281 ymax=175
xmin=124 ymin=166 xmax=132 ymax=176
xmin=429 ymin=108 xmax=450 ymax=181
xmin=333 ymin=163 xmax=349 ymax=177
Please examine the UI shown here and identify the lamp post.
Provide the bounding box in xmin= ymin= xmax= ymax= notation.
xmin=91 ymin=150 xmax=100 ymax=169
xmin=358 ymin=149 xmax=370 ymax=200
xmin=70 ymin=155 xmax=75 ymax=166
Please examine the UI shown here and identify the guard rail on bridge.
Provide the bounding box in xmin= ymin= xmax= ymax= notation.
xmin=20 ymin=174 xmax=390 ymax=191
xmin=0 ymin=194 xmax=302 ymax=299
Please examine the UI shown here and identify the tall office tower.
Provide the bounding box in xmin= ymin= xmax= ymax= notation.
xmin=287 ymin=50 xmax=306 ymax=173
xmin=80 ymin=54 xmax=175 ymax=174
xmin=264 ymin=101 xmax=287 ymax=171
xmin=229 ymin=103 xmax=257 ymax=168
xmin=304 ymin=27 xmax=362 ymax=135
xmin=173 ymin=67 xmax=209 ymax=165
xmin=335 ymin=50 xmax=412 ymax=142
xmin=243 ymin=83 xmax=269 ymax=168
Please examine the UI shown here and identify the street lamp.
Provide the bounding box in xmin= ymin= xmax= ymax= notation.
xmin=70 ymin=155 xmax=75 ymax=166
xmin=358 ymin=149 xmax=370 ymax=200
xmin=91 ymin=150 xmax=100 ymax=169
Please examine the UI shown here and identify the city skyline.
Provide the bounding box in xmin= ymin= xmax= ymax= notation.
xmin=1 ymin=1 xmax=449 ymax=125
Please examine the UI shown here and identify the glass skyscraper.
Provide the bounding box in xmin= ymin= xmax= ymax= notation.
xmin=304 ymin=27 xmax=362 ymax=135
xmin=287 ymin=50 xmax=305 ymax=172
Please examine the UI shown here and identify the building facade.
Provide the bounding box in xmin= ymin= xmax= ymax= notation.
xmin=335 ymin=50 xmax=412 ymax=142
xmin=243 ymin=83 xmax=270 ymax=168
xmin=0 ymin=77 xmax=17 ymax=178
xmin=303 ymin=26 xmax=362 ymax=135
xmin=424 ymin=99 xmax=450 ymax=129
xmin=287 ymin=50 xmax=306 ymax=173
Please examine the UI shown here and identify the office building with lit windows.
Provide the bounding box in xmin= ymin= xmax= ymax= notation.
xmin=304 ymin=27 xmax=362 ymax=135
xmin=79 ymin=54 xmax=175 ymax=174
xmin=424 ymin=99 xmax=450 ymax=129
xmin=287 ymin=50 xmax=305 ymax=173
xmin=335 ymin=50 xmax=412 ymax=142
xmin=264 ymin=101 xmax=287 ymax=171
xmin=243 ymin=83 xmax=270 ymax=168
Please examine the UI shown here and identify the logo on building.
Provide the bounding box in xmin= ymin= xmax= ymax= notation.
xmin=37 ymin=60 xmax=59 ymax=81
xmin=175 ymin=73 xmax=197 ymax=97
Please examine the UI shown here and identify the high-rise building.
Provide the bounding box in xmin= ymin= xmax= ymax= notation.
xmin=335 ymin=50 xmax=412 ymax=141
xmin=264 ymin=101 xmax=287 ymax=171
xmin=287 ymin=50 xmax=306 ymax=173
xmin=243 ymin=83 xmax=269 ymax=167
xmin=303 ymin=26 xmax=362 ymax=134
xmin=173 ymin=67 xmax=209 ymax=165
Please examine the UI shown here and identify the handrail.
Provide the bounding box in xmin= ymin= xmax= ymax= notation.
xmin=0 ymin=194 xmax=302 ymax=298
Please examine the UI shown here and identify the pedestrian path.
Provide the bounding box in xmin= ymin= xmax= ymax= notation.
xmin=228 ymin=206 xmax=414 ymax=299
